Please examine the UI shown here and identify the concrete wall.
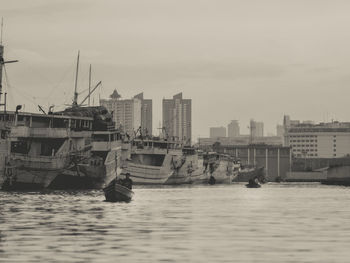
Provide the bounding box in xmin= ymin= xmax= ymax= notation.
xmin=213 ymin=144 xmax=291 ymax=181
xmin=292 ymin=157 xmax=350 ymax=171
xmin=285 ymin=171 xmax=327 ymax=182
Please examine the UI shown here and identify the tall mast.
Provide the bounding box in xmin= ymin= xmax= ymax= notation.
xmin=0 ymin=19 xmax=18 ymax=112
xmin=88 ymin=64 xmax=91 ymax=106
xmin=73 ymin=50 xmax=80 ymax=106
xmin=0 ymin=18 xmax=4 ymax=107
xmin=1 ymin=17 xmax=3 ymax=45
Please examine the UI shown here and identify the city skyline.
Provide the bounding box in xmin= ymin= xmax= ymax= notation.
xmin=1 ymin=1 xmax=350 ymax=141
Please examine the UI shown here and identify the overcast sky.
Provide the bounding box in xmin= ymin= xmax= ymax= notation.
xmin=1 ymin=0 xmax=350 ymax=139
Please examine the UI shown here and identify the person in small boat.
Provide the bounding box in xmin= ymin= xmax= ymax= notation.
xmin=122 ymin=173 xmax=133 ymax=190
xmin=248 ymin=178 xmax=255 ymax=185
xmin=115 ymin=173 xmax=133 ymax=189
xmin=247 ymin=177 xmax=260 ymax=187
xmin=208 ymin=175 xmax=216 ymax=185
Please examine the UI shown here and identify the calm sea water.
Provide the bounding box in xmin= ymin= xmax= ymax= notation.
xmin=1 ymin=183 xmax=350 ymax=263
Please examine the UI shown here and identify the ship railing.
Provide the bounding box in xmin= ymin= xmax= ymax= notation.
xmin=10 ymin=127 xmax=69 ymax=138
xmin=10 ymin=127 xmax=92 ymax=138
xmin=10 ymin=153 xmax=69 ymax=170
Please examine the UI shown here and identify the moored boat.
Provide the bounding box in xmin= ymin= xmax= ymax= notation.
xmin=195 ymin=152 xmax=235 ymax=184
xmin=122 ymin=138 xmax=183 ymax=185
xmin=0 ymin=111 xmax=94 ymax=190
xmin=164 ymin=146 xmax=204 ymax=185
xmin=321 ymin=165 xmax=350 ymax=186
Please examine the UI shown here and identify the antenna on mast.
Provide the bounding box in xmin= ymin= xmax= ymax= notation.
xmin=1 ymin=17 xmax=3 ymax=45
xmin=0 ymin=19 xmax=18 ymax=113
xmin=73 ymin=50 xmax=80 ymax=107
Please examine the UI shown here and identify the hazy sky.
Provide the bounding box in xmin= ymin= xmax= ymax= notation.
xmin=1 ymin=0 xmax=350 ymax=139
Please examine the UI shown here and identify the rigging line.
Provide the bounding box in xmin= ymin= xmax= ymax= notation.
xmin=3 ymin=65 xmax=38 ymax=107
xmin=2 ymin=65 xmax=16 ymax=108
xmin=43 ymin=61 xmax=76 ymax=100
xmin=4 ymin=47 xmax=57 ymax=86
xmin=3 ymin=65 xmax=41 ymax=102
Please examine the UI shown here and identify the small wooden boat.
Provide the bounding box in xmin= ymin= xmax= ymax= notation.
xmin=245 ymin=183 xmax=261 ymax=188
xmin=103 ymin=180 xmax=134 ymax=202
xmin=245 ymin=178 xmax=261 ymax=188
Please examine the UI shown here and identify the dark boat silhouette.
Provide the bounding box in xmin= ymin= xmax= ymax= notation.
xmin=245 ymin=178 xmax=261 ymax=188
xmin=103 ymin=179 xmax=134 ymax=202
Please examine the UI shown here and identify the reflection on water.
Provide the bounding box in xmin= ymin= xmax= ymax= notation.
xmin=1 ymin=183 xmax=350 ymax=262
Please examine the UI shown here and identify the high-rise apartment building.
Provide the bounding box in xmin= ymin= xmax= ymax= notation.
xmin=134 ymin=92 xmax=152 ymax=135
xmin=250 ymin=119 xmax=264 ymax=138
xmin=162 ymin=93 xmax=192 ymax=143
xmin=210 ymin=127 xmax=226 ymax=138
xmin=100 ymin=90 xmax=142 ymax=136
xmin=228 ymin=120 xmax=240 ymax=137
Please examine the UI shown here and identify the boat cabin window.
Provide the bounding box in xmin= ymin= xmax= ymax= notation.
xmin=131 ymin=153 xmax=165 ymax=166
xmin=183 ymin=148 xmax=195 ymax=155
xmin=51 ymin=118 xmax=69 ymax=128
xmin=31 ymin=116 xmax=50 ymax=128
xmin=0 ymin=114 xmax=14 ymax=122
xmin=11 ymin=141 xmax=29 ymax=154
xmin=92 ymin=134 xmax=110 ymax=142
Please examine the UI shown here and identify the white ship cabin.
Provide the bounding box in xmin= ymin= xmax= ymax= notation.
xmin=91 ymin=130 xmax=123 ymax=151
xmin=132 ymin=138 xmax=183 ymax=152
xmin=129 ymin=139 xmax=186 ymax=167
xmin=0 ymin=111 xmax=93 ymax=160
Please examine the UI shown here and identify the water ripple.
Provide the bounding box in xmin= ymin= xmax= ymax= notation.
xmin=1 ymin=183 xmax=350 ymax=262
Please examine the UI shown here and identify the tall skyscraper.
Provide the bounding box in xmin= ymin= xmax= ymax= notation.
xmin=250 ymin=119 xmax=264 ymax=138
xmin=210 ymin=127 xmax=226 ymax=138
xmin=100 ymin=89 xmax=141 ymax=136
xmin=227 ymin=120 xmax=240 ymax=137
xmin=162 ymin=92 xmax=192 ymax=143
xmin=134 ymin=92 xmax=152 ymax=136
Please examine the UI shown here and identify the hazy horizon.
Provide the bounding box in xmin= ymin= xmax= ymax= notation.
xmin=1 ymin=0 xmax=350 ymax=140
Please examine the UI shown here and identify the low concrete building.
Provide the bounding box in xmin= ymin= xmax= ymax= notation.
xmin=210 ymin=127 xmax=226 ymax=138
xmin=198 ymin=136 xmax=283 ymax=146
xmin=213 ymin=144 xmax=291 ymax=181
xmin=285 ymin=121 xmax=350 ymax=158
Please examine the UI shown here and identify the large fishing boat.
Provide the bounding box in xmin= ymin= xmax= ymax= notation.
xmin=0 ymin=44 xmax=124 ymax=190
xmin=0 ymin=111 xmax=94 ymax=190
xmin=121 ymin=138 xmax=180 ymax=185
xmin=164 ymin=146 xmax=204 ymax=185
xmin=51 ymin=106 xmax=124 ymax=189
xmin=122 ymin=137 xmax=204 ymax=185
xmin=200 ymin=152 xmax=235 ymax=184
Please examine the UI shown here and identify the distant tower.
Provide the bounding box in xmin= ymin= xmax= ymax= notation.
xmin=134 ymin=92 xmax=152 ymax=136
xmin=100 ymin=90 xmax=142 ymax=136
xmin=162 ymin=92 xmax=192 ymax=143
xmin=228 ymin=120 xmax=240 ymax=137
